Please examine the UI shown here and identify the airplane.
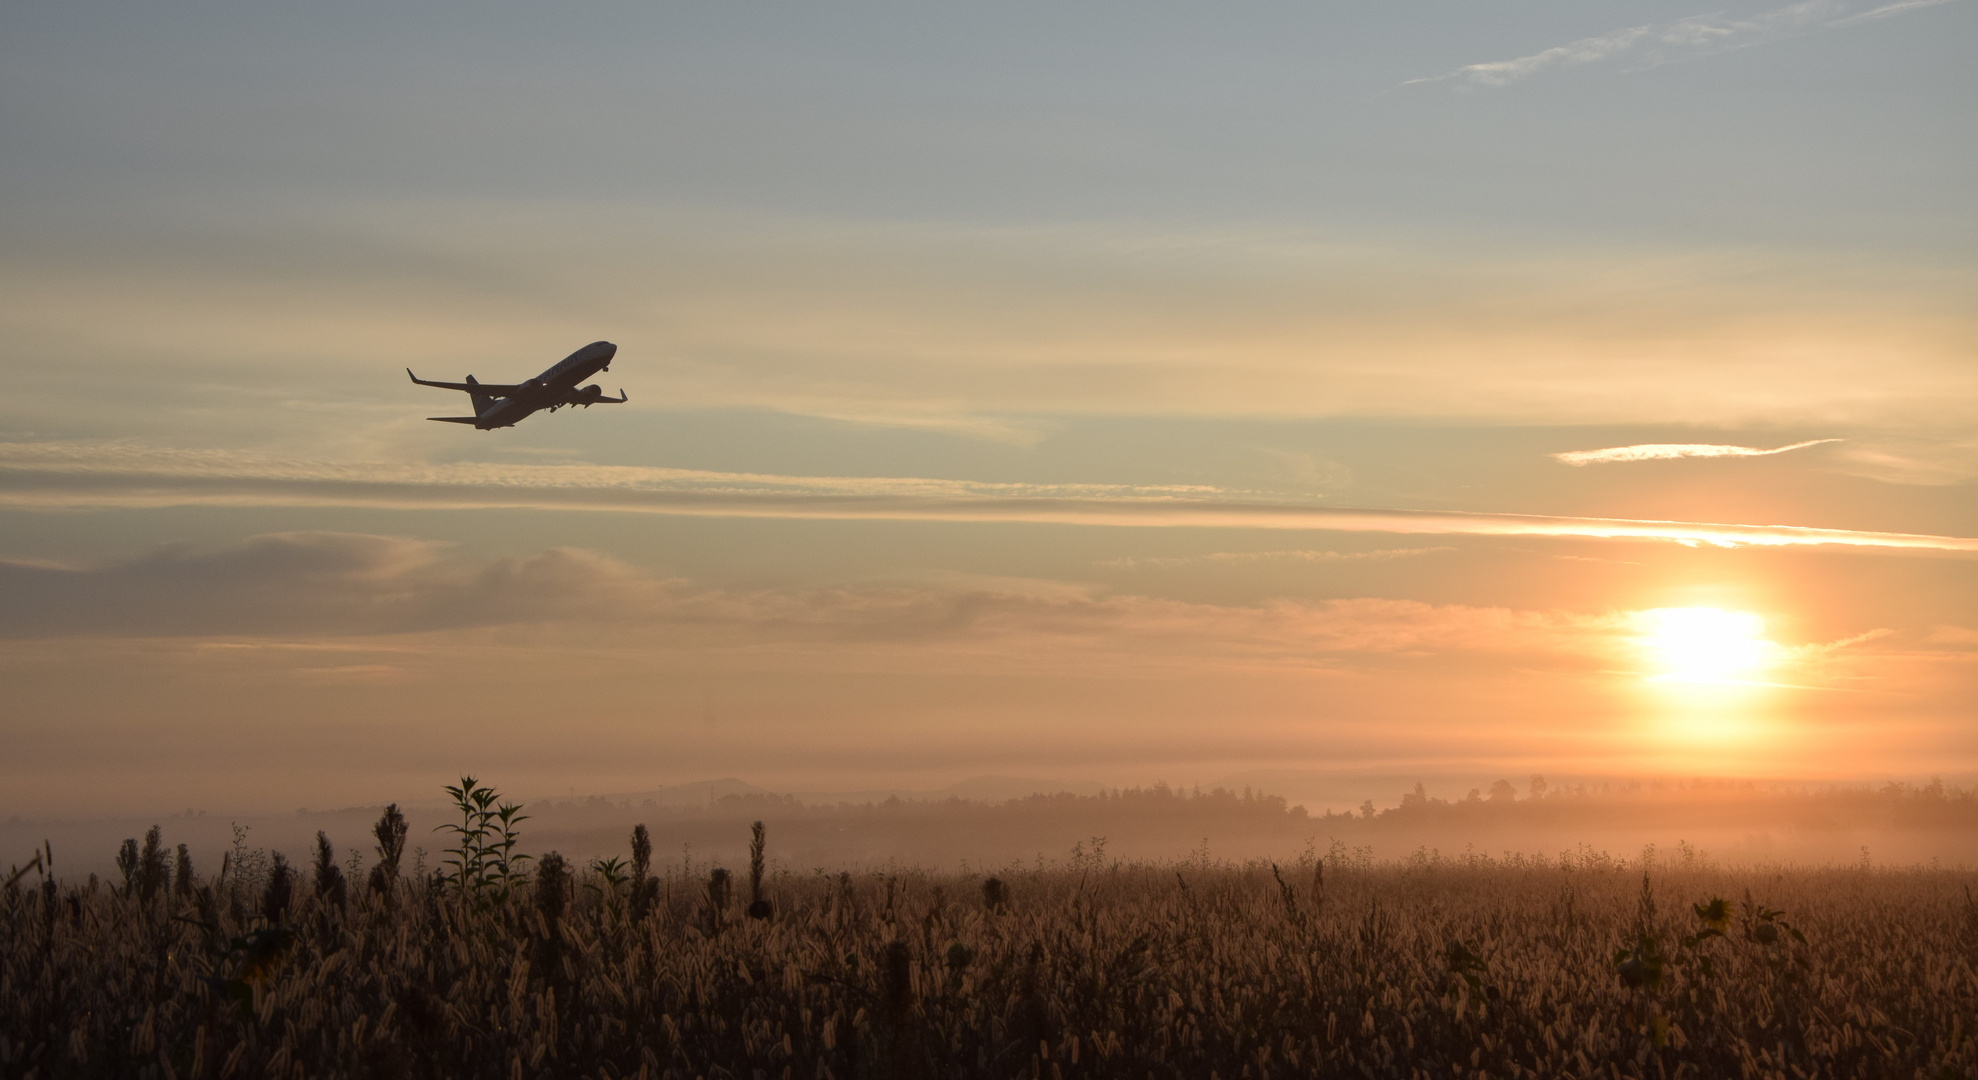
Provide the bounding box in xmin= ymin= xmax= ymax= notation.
xmin=407 ymin=340 xmax=627 ymax=430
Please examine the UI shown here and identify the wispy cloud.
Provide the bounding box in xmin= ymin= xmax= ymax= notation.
xmin=0 ymin=442 xmax=1225 ymax=502
xmin=1407 ymin=25 xmax=1656 ymax=89
xmin=1552 ymin=438 xmax=1841 ymax=466
xmin=0 ymin=531 xmax=1635 ymax=660
xmin=1101 ymin=548 xmax=1452 ymax=570
xmin=1825 ymin=437 xmax=1978 ymax=486
xmin=1827 ymin=0 xmax=1960 ymax=25
xmin=3 ymin=442 xmax=1975 ymax=554
xmin=1407 ymin=0 xmax=1959 ymax=90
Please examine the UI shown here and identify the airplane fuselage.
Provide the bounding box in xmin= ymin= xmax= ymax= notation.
xmin=408 ymin=340 xmax=624 ymax=430
xmin=473 ymin=341 xmax=618 ymax=429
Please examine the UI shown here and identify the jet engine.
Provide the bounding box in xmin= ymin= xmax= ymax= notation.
xmin=549 ymin=384 xmax=624 ymax=410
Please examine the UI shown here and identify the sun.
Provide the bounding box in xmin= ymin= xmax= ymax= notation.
xmin=1637 ymin=607 xmax=1774 ymax=684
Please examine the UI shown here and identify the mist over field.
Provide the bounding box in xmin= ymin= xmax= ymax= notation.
xmin=14 ymin=774 xmax=1977 ymax=883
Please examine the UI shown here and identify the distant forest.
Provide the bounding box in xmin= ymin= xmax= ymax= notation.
xmin=517 ymin=777 xmax=1978 ymax=872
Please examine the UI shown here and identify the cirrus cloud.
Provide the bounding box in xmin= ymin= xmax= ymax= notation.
xmin=2 ymin=441 xmax=1972 ymax=555
xmin=0 ymin=531 xmax=1640 ymax=666
xmin=1552 ymin=438 xmax=1842 ymax=466
xmin=1407 ymin=0 xmax=1962 ymax=91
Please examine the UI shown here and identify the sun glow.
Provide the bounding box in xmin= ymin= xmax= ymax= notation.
xmin=1637 ymin=607 xmax=1775 ymax=685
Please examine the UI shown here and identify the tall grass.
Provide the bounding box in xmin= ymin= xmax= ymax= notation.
xmin=2 ymin=786 xmax=1975 ymax=1079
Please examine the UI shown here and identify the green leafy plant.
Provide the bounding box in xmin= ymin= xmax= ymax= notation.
xmin=1677 ymin=895 xmax=1733 ymax=978
xmin=588 ymin=855 xmax=630 ymax=914
xmin=1614 ymin=874 xmax=1671 ymax=1045
xmin=436 ymin=775 xmax=531 ymax=905
xmin=1743 ymin=898 xmax=1805 ymax=947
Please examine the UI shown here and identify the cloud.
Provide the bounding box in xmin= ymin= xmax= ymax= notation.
xmin=4 ymin=442 xmax=1975 ymax=555
xmin=5 ymin=533 xmax=1971 ymax=812
xmin=1405 ymin=26 xmax=1654 ymax=89
xmin=0 ymin=532 xmax=1083 ymax=642
xmin=1825 ymin=437 xmax=1978 ymax=486
xmin=1552 ymin=439 xmax=1841 ymax=466
xmin=16 ymin=532 xmax=1969 ymax=712
xmin=1827 ymin=0 xmax=1960 ymax=25
xmin=1408 ymin=0 xmax=1959 ymax=90
xmin=0 ymin=442 xmax=1224 ymax=501
xmin=0 ymin=534 xmax=660 ymax=638
xmin=0 ymin=532 xmax=1627 ymax=667
xmin=1100 ymin=547 xmax=1452 ymax=570
xmin=1924 ymin=625 xmax=1978 ymax=647
xmin=1550 ymin=433 xmax=1978 ymax=484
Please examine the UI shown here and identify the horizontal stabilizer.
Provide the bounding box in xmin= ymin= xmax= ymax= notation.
xmin=427 ymin=416 xmax=480 ymax=425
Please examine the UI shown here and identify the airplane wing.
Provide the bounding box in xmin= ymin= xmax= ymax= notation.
xmin=406 ymin=369 xmax=528 ymax=395
xmin=427 ymin=417 xmax=480 ymax=425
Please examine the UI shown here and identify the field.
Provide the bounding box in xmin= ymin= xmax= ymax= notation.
xmin=4 ymin=795 xmax=1977 ymax=1080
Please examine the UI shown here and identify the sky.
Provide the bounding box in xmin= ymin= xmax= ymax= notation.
xmin=1 ymin=0 xmax=1974 ymax=817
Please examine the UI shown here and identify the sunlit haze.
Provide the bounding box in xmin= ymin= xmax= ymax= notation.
xmin=1 ymin=0 xmax=1974 ymax=825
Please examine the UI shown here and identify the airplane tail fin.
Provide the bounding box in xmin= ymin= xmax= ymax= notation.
xmin=427 ymin=417 xmax=480 ymax=425
xmin=464 ymin=374 xmax=495 ymax=416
